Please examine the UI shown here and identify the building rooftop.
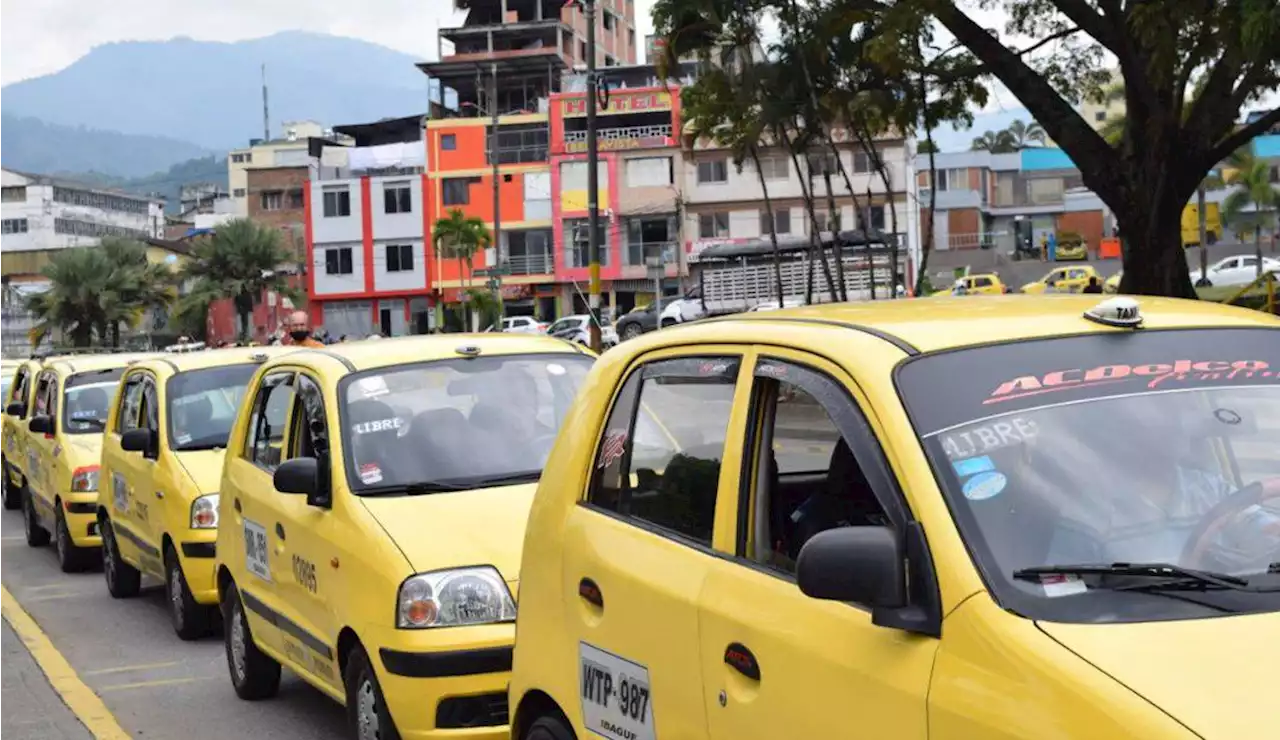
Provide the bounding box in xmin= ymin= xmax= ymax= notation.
xmin=1 ymin=167 xmax=164 ymax=203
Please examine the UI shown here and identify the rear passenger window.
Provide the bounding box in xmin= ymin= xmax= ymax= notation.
xmin=116 ymin=377 xmax=144 ymax=433
xmin=244 ymin=372 xmax=296 ymax=471
xmin=588 ymin=357 xmax=740 ymax=546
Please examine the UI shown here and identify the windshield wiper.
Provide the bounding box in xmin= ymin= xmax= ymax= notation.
xmin=175 ymin=442 xmax=226 ymax=452
xmin=469 ymin=470 xmax=541 ymax=487
xmin=1012 ymin=563 xmax=1264 ymax=591
xmin=358 ymin=481 xmax=469 ymax=497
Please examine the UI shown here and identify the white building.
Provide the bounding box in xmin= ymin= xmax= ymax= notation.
xmin=227 ymin=120 xmax=343 ymax=216
xmin=1 ymin=168 xmax=165 ymax=276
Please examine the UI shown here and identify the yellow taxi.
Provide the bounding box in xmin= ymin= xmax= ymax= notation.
xmin=19 ymin=353 xmax=159 ymax=572
xmin=3 ymin=355 xmax=70 ymax=510
xmin=932 ymin=273 xmax=1008 ymax=296
xmin=2 ymin=357 xmax=26 ymax=510
xmin=1053 ymin=232 xmax=1089 ymax=261
xmin=214 ymin=334 xmax=594 ymax=739
xmin=97 ymin=347 xmax=296 ymax=640
xmin=1105 ymin=271 xmax=1123 ymax=293
xmin=509 ymin=296 xmax=1280 ymax=740
xmin=1020 ymin=264 xmax=1100 ymax=293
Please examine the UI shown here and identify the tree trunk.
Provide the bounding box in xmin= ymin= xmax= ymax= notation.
xmin=1196 ymin=184 xmax=1209 ymax=286
xmin=915 ymin=65 xmax=939 ymax=298
xmin=1116 ymin=186 xmax=1198 ymax=297
xmin=749 ymin=146 xmax=786 ymax=308
xmin=820 ymin=167 xmax=849 ymax=302
xmin=110 ymin=322 xmax=120 ymax=349
xmin=789 ymin=148 xmax=837 ymax=304
xmin=856 ymin=123 xmax=901 ymax=299
xmin=1256 ymin=225 xmax=1264 ymax=280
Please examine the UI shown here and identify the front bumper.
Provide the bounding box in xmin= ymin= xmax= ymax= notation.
xmin=63 ymin=493 xmax=102 ymax=548
xmin=178 ymin=529 xmax=219 ymax=604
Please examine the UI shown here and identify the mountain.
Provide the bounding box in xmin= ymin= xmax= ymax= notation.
xmin=1 ymin=31 xmax=431 ymax=152
xmin=1 ymin=113 xmax=213 ymax=178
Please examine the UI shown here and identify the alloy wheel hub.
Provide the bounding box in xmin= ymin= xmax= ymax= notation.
xmin=357 ymin=680 xmax=380 ymax=740
xmin=230 ymin=608 xmax=247 ymax=679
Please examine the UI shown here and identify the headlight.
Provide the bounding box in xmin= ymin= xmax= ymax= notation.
xmin=190 ymin=494 xmax=219 ymax=529
xmin=396 ymin=566 xmax=516 ymax=629
xmin=70 ymin=466 xmax=99 ymax=493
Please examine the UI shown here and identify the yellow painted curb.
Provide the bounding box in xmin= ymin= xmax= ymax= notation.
xmin=1 ymin=585 xmax=132 ymax=740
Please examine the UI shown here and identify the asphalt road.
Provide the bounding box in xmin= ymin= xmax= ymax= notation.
xmin=0 ymin=509 xmax=348 ymax=740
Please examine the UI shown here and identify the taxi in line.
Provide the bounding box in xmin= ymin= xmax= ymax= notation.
xmin=214 ymin=334 xmax=593 ymax=739
xmin=97 ymin=346 xmax=298 ymax=639
xmin=4 ymin=354 xmax=73 ymax=511
xmin=510 ymin=295 xmax=1279 ymax=740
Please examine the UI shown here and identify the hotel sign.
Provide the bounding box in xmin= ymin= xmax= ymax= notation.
xmin=561 ymin=91 xmax=673 ymax=118
xmin=565 ymin=134 xmax=673 ymax=154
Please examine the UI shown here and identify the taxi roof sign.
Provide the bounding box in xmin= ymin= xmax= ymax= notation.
xmin=1084 ymin=296 xmax=1143 ymax=329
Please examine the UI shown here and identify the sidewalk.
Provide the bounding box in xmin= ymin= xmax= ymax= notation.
xmin=1 ymin=621 xmax=92 ymax=740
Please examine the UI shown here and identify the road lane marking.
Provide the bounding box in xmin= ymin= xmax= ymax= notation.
xmin=84 ymin=661 xmax=181 ymax=676
xmin=24 ymin=591 xmax=97 ymax=602
xmin=1 ymin=585 xmax=132 ymax=740
xmin=98 ymin=676 xmax=214 ymax=692
xmin=19 ymin=583 xmax=79 ymax=591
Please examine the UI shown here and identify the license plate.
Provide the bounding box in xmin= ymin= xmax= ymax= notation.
xmin=243 ymin=519 xmax=271 ymax=582
xmin=580 ymin=642 xmax=654 ymax=740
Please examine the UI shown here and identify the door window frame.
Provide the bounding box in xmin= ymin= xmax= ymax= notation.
xmin=115 ymin=370 xmax=152 ymax=434
xmin=243 ymin=371 xmax=298 ymax=472
xmin=288 ymin=372 xmax=333 ymax=504
xmin=9 ymin=367 xmax=31 ymax=417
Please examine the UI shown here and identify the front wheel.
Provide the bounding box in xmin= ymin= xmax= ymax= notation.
xmin=167 ymin=545 xmax=213 ymax=640
xmin=345 ymin=645 xmax=401 ymax=740
xmin=621 ymin=323 xmax=643 ymax=341
xmin=524 ymin=715 xmax=576 ymax=740
xmin=2 ymin=458 xmax=21 ymax=510
xmin=55 ymin=507 xmax=94 ymax=572
xmin=24 ymin=491 xmax=50 ymax=547
xmin=222 ymin=582 xmax=281 ymax=700
xmin=101 ymin=518 xmax=141 ymax=598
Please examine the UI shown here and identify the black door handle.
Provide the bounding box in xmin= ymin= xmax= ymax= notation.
xmin=578 ymin=577 xmax=603 ymax=608
xmin=275 ymin=522 xmax=286 ymax=540
xmin=234 ymin=498 xmax=242 ymax=513
xmin=724 ymin=643 xmax=761 ymax=681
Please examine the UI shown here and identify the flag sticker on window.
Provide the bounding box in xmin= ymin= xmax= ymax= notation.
xmin=952 ymin=455 xmax=995 ymax=478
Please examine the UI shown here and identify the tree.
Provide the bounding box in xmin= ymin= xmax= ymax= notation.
xmin=1005 ymin=119 xmax=1047 ymax=149
xmin=971 ymin=129 xmax=1018 ymax=152
xmin=917 ymin=139 xmax=939 ymax=154
xmin=178 ymin=218 xmax=299 ymax=341
xmin=432 ymin=209 xmax=492 ymax=291
xmin=98 ymin=238 xmax=175 ymax=347
xmin=1220 ymin=149 xmax=1280 ymax=279
xmin=914 ymin=0 xmax=1280 ymax=297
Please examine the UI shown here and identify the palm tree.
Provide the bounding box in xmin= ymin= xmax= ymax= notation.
xmin=971 ymin=129 xmax=1017 ymax=153
xmin=1006 ymin=119 xmax=1047 ymax=148
xmin=917 ymin=140 xmax=939 ymax=154
xmin=98 ymin=238 xmax=176 ymax=347
xmin=1221 ymin=149 xmax=1280 ymax=279
xmin=432 ymin=209 xmax=492 ymax=291
xmin=178 ymin=218 xmax=299 ymax=341
xmin=26 ymin=248 xmax=114 ymax=348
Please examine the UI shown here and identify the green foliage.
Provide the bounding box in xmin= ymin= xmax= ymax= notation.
xmin=1221 ymin=150 xmax=1280 ymax=232
xmin=178 ymin=218 xmax=299 ymax=341
xmin=432 ymin=209 xmax=492 ymax=292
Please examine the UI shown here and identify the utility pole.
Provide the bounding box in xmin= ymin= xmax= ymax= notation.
xmin=584 ymin=0 xmax=602 ymax=352
xmin=490 ymin=63 xmax=503 ymax=331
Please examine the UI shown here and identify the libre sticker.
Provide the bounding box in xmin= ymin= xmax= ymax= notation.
xmin=359 ymin=463 xmax=383 ymax=484
xmin=352 ymin=417 xmax=403 ymax=435
xmin=175 ymin=433 xmax=192 ymax=445
xmin=546 ymin=363 xmax=566 ymax=376
xmin=1040 ymin=574 xmax=1088 ymax=598
xmin=952 ymin=455 xmax=995 ymax=478
xmin=962 ymin=471 xmax=1007 ymax=501
xmin=357 ymin=376 xmax=389 ymax=398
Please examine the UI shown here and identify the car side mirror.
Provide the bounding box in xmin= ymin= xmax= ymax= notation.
xmin=6 ymin=401 xmax=26 ymax=418
xmin=121 ymin=428 xmax=158 ymax=458
xmin=273 ymin=457 xmax=330 ymax=509
xmin=797 ymin=526 xmax=906 ymax=609
xmin=28 ymin=415 xmax=54 ymax=436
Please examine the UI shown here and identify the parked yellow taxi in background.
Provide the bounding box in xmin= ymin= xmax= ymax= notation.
xmin=510 ymin=296 xmax=1280 ymax=740
xmin=1105 ymin=271 xmax=1123 ymax=293
xmin=20 ymin=354 xmax=158 ymax=571
xmin=1053 ymin=232 xmax=1089 ymax=261
xmin=98 ymin=347 xmax=294 ymax=639
xmin=1020 ymin=264 xmax=1100 ymax=293
xmin=932 ymin=273 xmax=1008 ymax=296
xmin=214 ymin=335 xmax=594 ymax=740
xmin=3 ymin=355 xmax=68 ymax=510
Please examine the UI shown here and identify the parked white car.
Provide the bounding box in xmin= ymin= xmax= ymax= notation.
xmin=492 ymin=316 xmax=549 ymax=334
xmin=659 ymin=288 xmax=707 ymax=326
xmin=750 ymin=297 xmax=806 ymax=311
xmin=546 ymin=314 xmax=618 ymax=348
xmin=1201 ymin=255 xmax=1280 ymax=287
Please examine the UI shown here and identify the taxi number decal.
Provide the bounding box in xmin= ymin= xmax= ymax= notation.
xmin=580 ymin=642 xmax=654 ymax=740
xmin=244 ymin=519 xmax=271 ymax=582
xmin=292 ymin=554 xmax=317 ymax=593
xmin=112 ymin=473 xmax=129 ymax=513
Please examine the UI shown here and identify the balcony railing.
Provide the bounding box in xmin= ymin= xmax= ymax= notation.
xmin=564 ymin=124 xmax=674 ymax=153
xmin=503 ymin=253 xmax=555 ymax=275
xmin=624 ymin=241 xmax=678 ymax=266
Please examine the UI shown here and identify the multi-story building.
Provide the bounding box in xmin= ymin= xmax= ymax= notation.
xmin=1 ymin=167 xmax=165 ymax=282
xmin=247 ymin=166 xmax=308 ymax=260
xmin=228 ymin=121 xmax=337 ymax=215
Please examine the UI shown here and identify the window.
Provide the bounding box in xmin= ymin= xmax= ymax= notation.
xmin=760 ymin=209 xmax=791 ymax=235
xmin=244 ymin=372 xmax=296 ymax=471
xmin=603 ymin=10 xmax=615 ymax=30
xmin=231 ymin=152 xmax=252 ymax=164
xmin=386 ymin=244 xmax=414 ymax=272
xmin=233 ymin=188 xmax=247 ymax=198
xmin=697 ymin=159 xmax=728 ymax=184
xmin=588 ymin=357 xmax=741 ymax=545
xmin=325 ymin=247 xmax=354 ymax=275
xmin=810 ymin=210 xmax=830 ymax=233
xmin=755 ymin=155 xmax=789 ymax=180
xmin=699 ymin=212 xmax=730 ymax=239
xmin=1095 ymin=111 xmax=1107 ymax=122
xmin=853 ymin=151 xmax=874 ymax=173
xmin=323 ymin=188 xmax=352 ymax=217
xmin=63 ymin=369 xmax=126 ymax=435
xmin=384 ymin=182 xmax=412 ymax=214
xmin=54 ymin=218 xmax=148 ymax=240
xmin=806 ymin=152 xmax=840 ymax=177
xmin=260 ymin=190 xmax=283 ymax=211
xmin=1 ymin=186 xmax=26 ymax=202
xmin=2 ymin=218 xmax=29 ymax=234
xmin=288 ymin=189 xmax=304 ymax=209
xmin=565 ymin=219 xmax=610 ymax=268
xmin=579 ymin=39 xmax=588 ymax=62
xmin=442 ymin=178 xmax=474 ymax=206
xmin=289 ymin=375 xmax=329 ymax=463
xmin=115 ymin=375 xmax=146 ymax=433
xmin=625 ymin=157 xmax=673 ymax=188
xmin=740 ymin=358 xmax=891 ymax=575
xmin=441 ymin=134 xmax=457 ymax=151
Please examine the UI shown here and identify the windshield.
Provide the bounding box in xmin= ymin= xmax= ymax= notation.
xmin=548 ymin=318 xmax=582 ymax=334
xmin=62 ymin=368 xmax=125 ymax=434
xmin=899 ymin=328 xmax=1280 ymax=623
xmin=340 ymin=353 xmax=592 ymax=493
xmin=167 ymin=364 xmax=257 ymax=450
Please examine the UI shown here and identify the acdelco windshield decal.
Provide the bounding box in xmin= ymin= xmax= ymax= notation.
xmin=987 ymin=359 xmax=1274 ymax=405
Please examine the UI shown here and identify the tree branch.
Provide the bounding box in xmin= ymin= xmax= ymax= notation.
xmin=1205 ymin=107 xmax=1280 ymax=168
xmin=1014 ymin=26 xmax=1080 ymax=57
xmin=1050 ymin=0 xmax=1122 ymax=54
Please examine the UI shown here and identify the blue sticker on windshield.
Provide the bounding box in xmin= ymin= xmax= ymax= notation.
xmin=952 ymin=455 xmax=995 ymax=478
xmin=962 ymin=471 xmax=1007 ymax=501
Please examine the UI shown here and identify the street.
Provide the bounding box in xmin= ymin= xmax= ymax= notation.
xmin=0 ymin=510 xmax=347 ymax=740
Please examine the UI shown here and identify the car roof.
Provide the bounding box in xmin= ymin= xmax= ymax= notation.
xmin=270 ymin=333 xmax=588 ymax=373
xmin=134 ymin=346 xmax=302 ymax=374
xmin=44 ymin=353 xmax=166 ymax=376
xmin=696 ymin=295 xmax=1278 ymax=354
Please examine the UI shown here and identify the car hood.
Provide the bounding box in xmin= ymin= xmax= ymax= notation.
xmin=1039 ymin=612 xmax=1280 ymax=738
xmin=174 ymin=449 xmax=227 ymax=493
xmin=358 ymin=483 xmax=537 ymax=585
xmin=63 ymin=435 xmax=103 ymax=466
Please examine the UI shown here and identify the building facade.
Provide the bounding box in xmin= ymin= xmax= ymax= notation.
xmin=227 ymin=120 xmax=334 ymax=215
xmin=246 ymin=166 xmax=309 ymax=260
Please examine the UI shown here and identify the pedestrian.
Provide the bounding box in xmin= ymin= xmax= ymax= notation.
xmin=1047 ymin=232 xmax=1058 ymax=262
xmin=284 ymin=310 xmax=325 ymax=348
xmin=1082 ymin=276 xmax=1104 ymax=294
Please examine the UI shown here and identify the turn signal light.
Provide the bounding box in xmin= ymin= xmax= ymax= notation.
xmin=70 ymin=466 xmax=99 ymax=493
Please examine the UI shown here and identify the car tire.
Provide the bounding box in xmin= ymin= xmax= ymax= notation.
xmin=524 ymin=715 xmax=576 ymax=740
xmin=222 ymin=582 xmax=281 ymax=700
xmin=1207 ymin=231 xmax=1218 ymax=246
xmin=344 ymin=644 xmax=402 ymax=740
xmin=2 ymin=458 xmax=21 ymax=510
xmin=660 ymin=318 xmax=677 ymax=328
xmin=101 ymin=518 xmax=142 ymax=598
xmin=55 ymin=506 xmax=93 ymax=573
xmin=166 ymin=544 xmax=213 ymax=641
xmin=24 ymin=490 xmax=50 ymax=547
xmin=621 ymin=323 xmax=643 ymax=341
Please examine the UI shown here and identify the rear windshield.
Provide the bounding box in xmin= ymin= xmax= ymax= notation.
xmin=62 ymin=368 xmax=126 ymax=434
xmin=897 ymin=328 xmax=1280 ymax=623
xmin=167 ymin=364 xmax=258 ymax=451
xmin=340 ymin=353 xmax=593 ymax=493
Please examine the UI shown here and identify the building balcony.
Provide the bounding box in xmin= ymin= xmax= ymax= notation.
xmin=503 ymin=252 xmax=556 ymax=275
xmin=562 ymin=124 xmax=675 ymax=154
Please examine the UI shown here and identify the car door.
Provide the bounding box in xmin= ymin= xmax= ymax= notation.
xmin=697 ymin=351 xmax=937 ymax=739
xmin=222 ymin=369 xmax=299 ymax=656
xmin=562 ymin=348 xmax=753 ymax=740
xmin=271 ymin=371 xmax=343 ymax=690
xmin=107 ymin=371 xmax=164 ymax=574
xmin=27 ymin=371 xmax=60 ymax=517
xmin=4 ymin=365 xmax=32 ymax=481
xmin=1214 ymin=257 xmax=1243 ymax=284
